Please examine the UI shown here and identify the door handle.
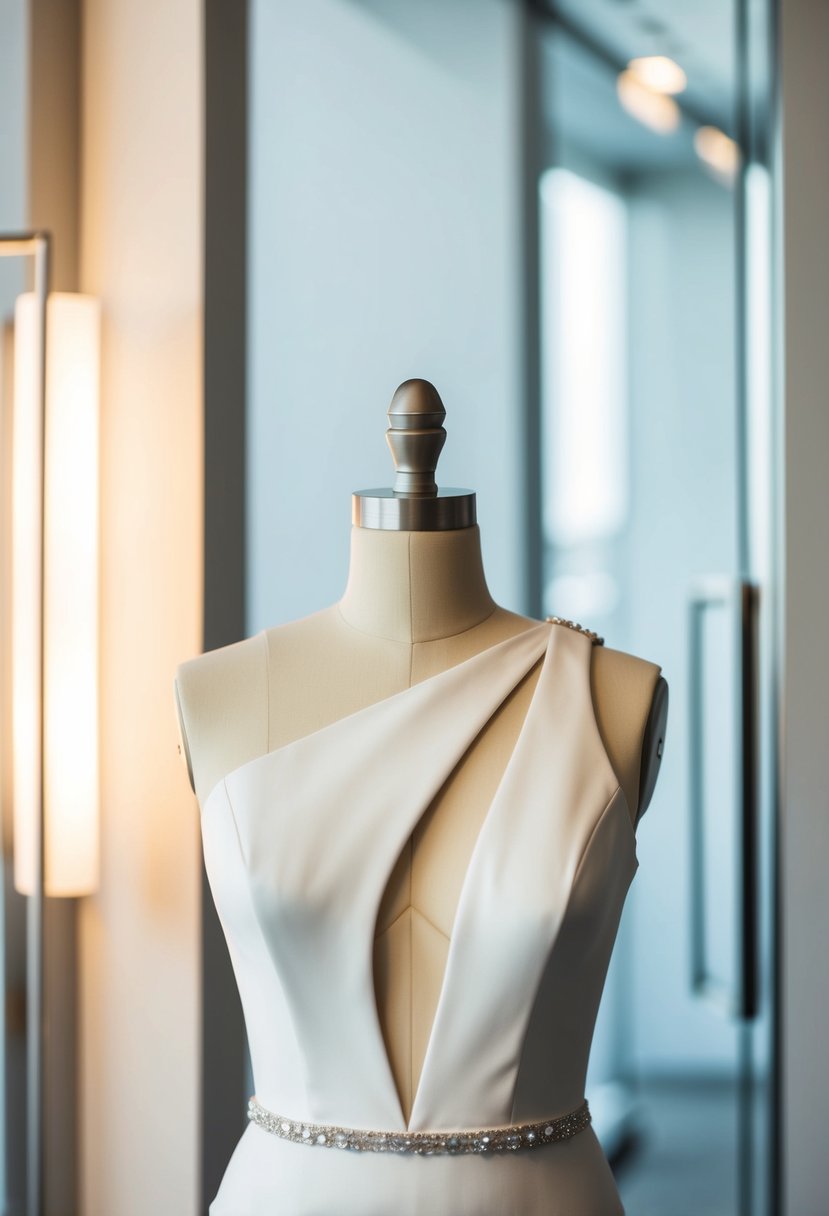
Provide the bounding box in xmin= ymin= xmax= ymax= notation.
xmin=687 ymin=575 xmax=759 ymax=1020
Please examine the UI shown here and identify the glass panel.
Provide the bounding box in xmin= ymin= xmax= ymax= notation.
xmin=534 ymin=2 xmax=772 ymax=1210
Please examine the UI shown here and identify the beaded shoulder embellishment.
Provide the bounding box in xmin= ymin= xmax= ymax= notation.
xmin=247 ymin=1095 xmax=591 ymax=1155
xmin=545 ymin=616 xmax=604 ymax=646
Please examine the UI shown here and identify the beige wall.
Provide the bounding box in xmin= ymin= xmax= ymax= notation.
xmin=77 ymin=0 xmax=203 ymax=1211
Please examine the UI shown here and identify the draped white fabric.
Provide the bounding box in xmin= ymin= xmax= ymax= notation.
xmin=201 ymin=620 xmax=637 ymax=1214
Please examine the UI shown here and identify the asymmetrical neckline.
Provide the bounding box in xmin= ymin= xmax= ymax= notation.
xmin=212 ymin=618 xmax=632 ymax=1131
xmin=204 ymin=619 xmax=553 ymax=816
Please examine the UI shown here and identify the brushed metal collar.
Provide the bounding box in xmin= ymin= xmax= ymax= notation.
xmin=352 ymin=486 xmax=476 ymax=531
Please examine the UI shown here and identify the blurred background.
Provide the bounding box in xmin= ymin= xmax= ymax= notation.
xmin=2 ymin=0 xmax=829 ymax=1214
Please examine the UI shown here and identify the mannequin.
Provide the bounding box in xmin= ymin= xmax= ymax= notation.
xmin=174 ymin=379 xmax=668 ymax=1128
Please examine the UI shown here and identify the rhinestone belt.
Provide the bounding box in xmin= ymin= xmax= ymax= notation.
xmin=247 ymin=1095 xmax=591 ymax=1155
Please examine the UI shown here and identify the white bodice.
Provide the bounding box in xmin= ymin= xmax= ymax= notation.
xmin=200 ymin=619 xmax=638 ymax=1214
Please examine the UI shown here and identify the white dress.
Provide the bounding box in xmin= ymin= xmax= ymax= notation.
xmin=200 ymin=618 xmax=638 ymax=1214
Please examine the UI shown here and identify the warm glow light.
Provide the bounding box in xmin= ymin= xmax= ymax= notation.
xmin=694 ymin=125 xmax=742 ymax=183
xmin=628 ymin=55 xmax=687 ymax=95
xmin=13 ymin=292 xmax=101 ymax=896
xmin=616 ymin=69 xmax=681 ymax=133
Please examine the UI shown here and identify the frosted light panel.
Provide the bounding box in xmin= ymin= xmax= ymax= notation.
xmin=540 ymin=168 xmax=628 ymax=546
xmin=13 ymin=292 xmax=101 ymax=896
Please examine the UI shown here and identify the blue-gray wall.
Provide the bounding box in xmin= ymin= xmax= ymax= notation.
xmin=247 ymin=0 xmax=527 ymax=631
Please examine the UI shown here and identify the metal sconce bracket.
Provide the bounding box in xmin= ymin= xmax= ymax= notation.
xmin=0 ymin=230 xmax=50 ymax=1216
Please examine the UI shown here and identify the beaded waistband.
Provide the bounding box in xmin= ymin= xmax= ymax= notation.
xmin=247 ymin=1095 xmax=591 ymax=1155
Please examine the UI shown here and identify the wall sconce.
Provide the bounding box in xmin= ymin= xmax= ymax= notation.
xmin=13 ymin=289 xmax=101 ymax=896
xmin=2 ymin=231 xmax=100 ymax=1216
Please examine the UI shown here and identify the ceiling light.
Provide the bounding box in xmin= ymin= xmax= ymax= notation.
xmin=694 ymin=125 xmax=742 ymax=182
xmin=616 ymin=69 xmax=681 ymax=134
xmin=628 ymin=55 xmax=687 ymax=95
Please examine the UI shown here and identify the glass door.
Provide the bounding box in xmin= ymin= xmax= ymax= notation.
xmin=530 ymin=2 xmax=778 ymax=1212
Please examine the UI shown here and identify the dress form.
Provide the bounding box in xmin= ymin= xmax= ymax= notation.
xmin=174 ymin=379 xmax=668 ymax=1125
